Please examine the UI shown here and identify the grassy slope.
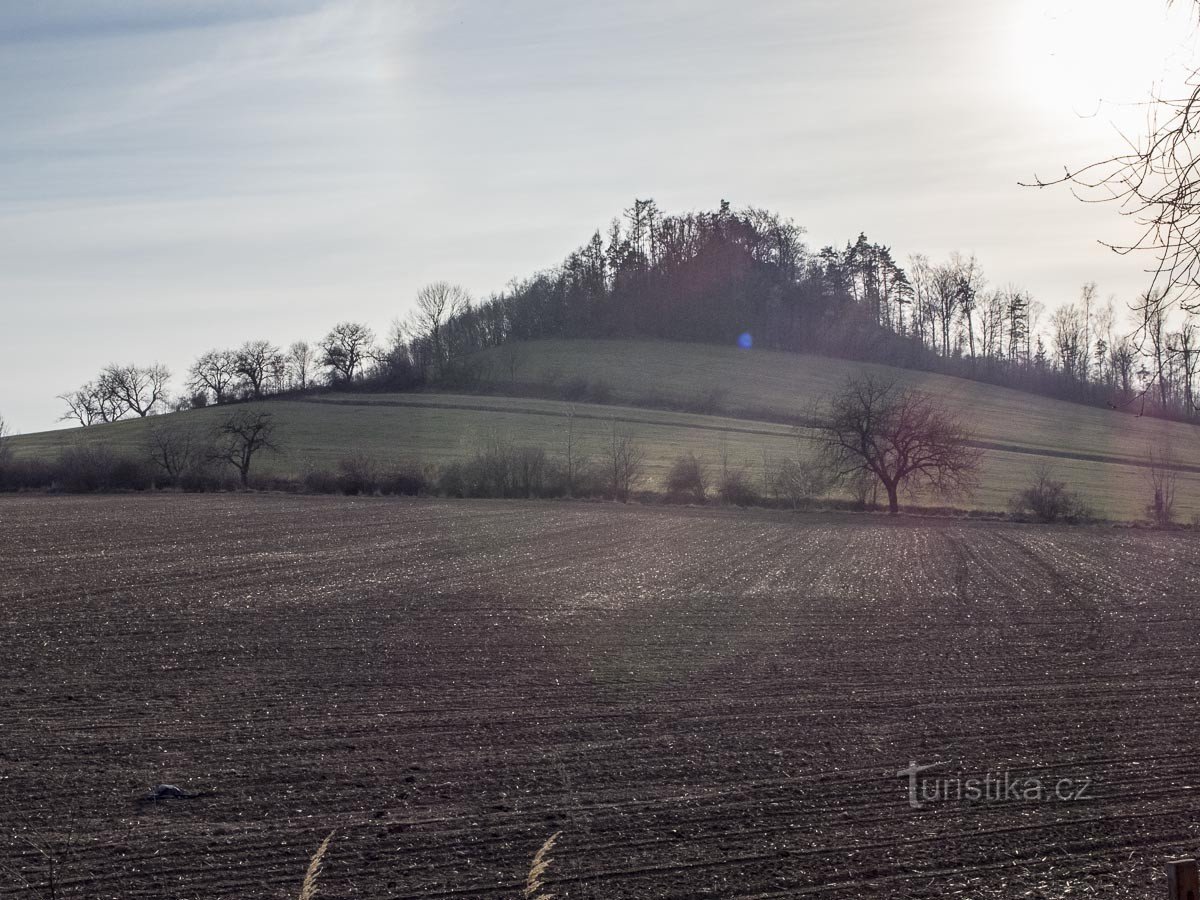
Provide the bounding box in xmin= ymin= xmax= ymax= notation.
xmin=472 ymin=339 xmax=1200 ymax=469
xmin=10 ymin=338 xmax=1200 ymax=521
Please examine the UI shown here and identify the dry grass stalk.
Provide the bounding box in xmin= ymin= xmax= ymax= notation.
xmin=299 ymin=831 xmax=335 ymax=900
xmin=523 ymin=830 xmax=563 ymax=899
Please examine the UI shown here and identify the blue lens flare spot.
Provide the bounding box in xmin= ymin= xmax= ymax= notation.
xmin=737 ymin=332 xmax=753 ymax=349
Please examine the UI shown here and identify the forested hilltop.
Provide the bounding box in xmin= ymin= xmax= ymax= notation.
xmin=391 ymin=199 xmax=1195 ymax=420
xmin=58 ymin=200 xmax=1200 ymax=426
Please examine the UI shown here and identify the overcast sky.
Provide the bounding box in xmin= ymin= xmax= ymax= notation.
xmin=2 ymin=0 xmax=1196 ymax=433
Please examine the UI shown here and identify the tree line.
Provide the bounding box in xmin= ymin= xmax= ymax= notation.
xmin=53 ymin=200 xmax=1200 ymax=425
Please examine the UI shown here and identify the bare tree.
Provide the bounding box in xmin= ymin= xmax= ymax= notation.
xmin=145 ymin=422 xmax=205 ymax=485
xmin=1146 ymin=299 xmax=1171 ymax=406
xmin=0 ymin=413 xmax=10 ymax=467
xmin=319 ymin=322 xmax=376 ymax=384
xmin=412 ymin=282 xmax=471 ymax=374
xmin=58 ymin=384 xmax=103 ymax=426
xmin=60 ymin=366 xmax=166 ymax=425
xmin=1168 ymin=316 xmax=1199 ymax=412
xmin=562 ymin=406 xmax=588 ymax=497
xmin=1026 ymin=3 xmax=1200 ymax=317
xmin=952 ymin=252 xmax=984 ymax=359
xmin=287 ymin=340 xmax=317 ymax=391
xmin=500 ymin=342 xmax=525 ymax=388
xmin=1147 ymin=442 xmax=1180 ymax=525
xmin=1051 ymin=304 xmax=1087 ymax=380
xmin=1110 ymin=334 xmax=1137 ymax=396
xmin=234 ymin=340 xmax=284 ymax=399
xmin=189 ymin=350 xmax=238 ymax=405
xmin=101 ymin=363 xmax=170 ymax=418
xmin=211 ymin=411 xmax=280 ymax=488
xmin=928 ymin=261 xmax=962 ymax=356
xmin=818 ymin=375 xmax=982 ymax=514
xmin=607 ymin=420 xmax=645 ymax=502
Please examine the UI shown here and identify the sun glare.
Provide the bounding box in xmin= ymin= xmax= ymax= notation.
xmin=1012 ymin=0 xmax=1196 ymax=120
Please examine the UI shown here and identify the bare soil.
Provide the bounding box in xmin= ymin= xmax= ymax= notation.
xmin=1 ymin=494 xmax=1199 ymax=899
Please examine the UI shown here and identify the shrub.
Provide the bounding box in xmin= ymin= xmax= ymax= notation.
xmin=337 ymin=452 xmax=380 ymax=495
xmin=665 ymin=452 xmax=709 ymax=503
xmin=303 ymin=467 xmax=341 ymax=494
xmin=510 ymin=446 xmax=548 ymax=498
xmin=303 ymin=456 xmax=428 ymax=496
xmin=846 ymin=469 xmax=877 ymax=510
xmin=379 ymin=466 xmax=428 ymax=496
xmin=56 ymin=444 xmax=152 ymax=492
xmin=768 ymin=455 xmax=831 ymax=509
xmin=717 ymin=466 xmax=759 ymax=507
xmin=1009 ymin=466 xmax=1092 ymax=523
xmin=248 ymin=474 xmax=303 ymax=493
xmin=554 ymin=458 xmax=604 ymax=499
xmin=468 ymin=434 xmax=516 ymax=497
xmin=177 ymin=462 xmax=228 ymax=492
xmin=536 ymin=459 xmax=572 ymax=498
xmin=436 ymin=461 xmax=468 ymax=498
xmin=0 ymin=458 xmax=55 ymax=491
xmin=466 ymin=438 xmax=559 ymax=498
xmin=436 ymin=437 xmax=586 ymax=500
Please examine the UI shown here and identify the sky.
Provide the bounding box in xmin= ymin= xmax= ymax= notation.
xmin=2 ymin=0 xmax=1197 ymax=433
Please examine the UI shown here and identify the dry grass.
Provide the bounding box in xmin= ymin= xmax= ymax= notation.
xmin=522 ymin=831 xmax=563 ymax=900
xmin=298 ymin=831 xmax=335 ymax=900
xmin=289 ymin=827 xmax=561 ymax=898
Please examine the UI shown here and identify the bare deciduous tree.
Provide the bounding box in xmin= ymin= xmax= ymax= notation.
xmin=59 ymin=384 xmax=104 ymax=427
xmin=1147 ymin=442 xmax=1180 ymax=525
xmin=818 ymin=375 xmax=981 ymax=514
xmin=1026 ymin=2 xmax=1200 ymax=317
xmin=607 ymin=420 xmax=645 ymax=502
xmin=234 ymin=340 xmax=284 ymax=399
xmin=0 ymin=413 xmax=10 ymax=466
xmin=1168 ymin=317 xmax=1199 ymax=412
xmin=562 ymin=407 xmax=584 ymax=497
xmin=412 ymin=282 xmax=471 ymax=375
xmin=189 ymin=350 xmax=238 ymax=405
xmin=101 ymin=363 xmax=170 ymax=418
xmin=211 ymin=411 xmax=280 ymax=488
xmin=60 ymin=365 xmax=168 ymax=425
xmin=287 ymin=340 xmax=317 ymax=391
xmin=319 ymin=322 xmax=376 ymax=384
xmin=500 ymin=341 xmax=525 ymax=388
xmin=145 ymin=422 xmax=205 ymax=485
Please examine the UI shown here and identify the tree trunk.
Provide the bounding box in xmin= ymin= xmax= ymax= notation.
xmin=885 ymin=481 xmax=899 ymax=514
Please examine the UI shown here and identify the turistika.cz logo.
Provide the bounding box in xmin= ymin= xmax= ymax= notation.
xmin=897 ymin=761 xmax=1093 ymax=810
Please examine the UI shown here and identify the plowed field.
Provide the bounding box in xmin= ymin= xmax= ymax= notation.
xmin=2 ymin=495 xmax=1199 ymax=898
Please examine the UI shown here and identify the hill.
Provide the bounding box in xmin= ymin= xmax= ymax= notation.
xmin=468 ymin=340 xmax=1200 ymax=469
xmin=10 ymin=339 xmax=1200 ymax=521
